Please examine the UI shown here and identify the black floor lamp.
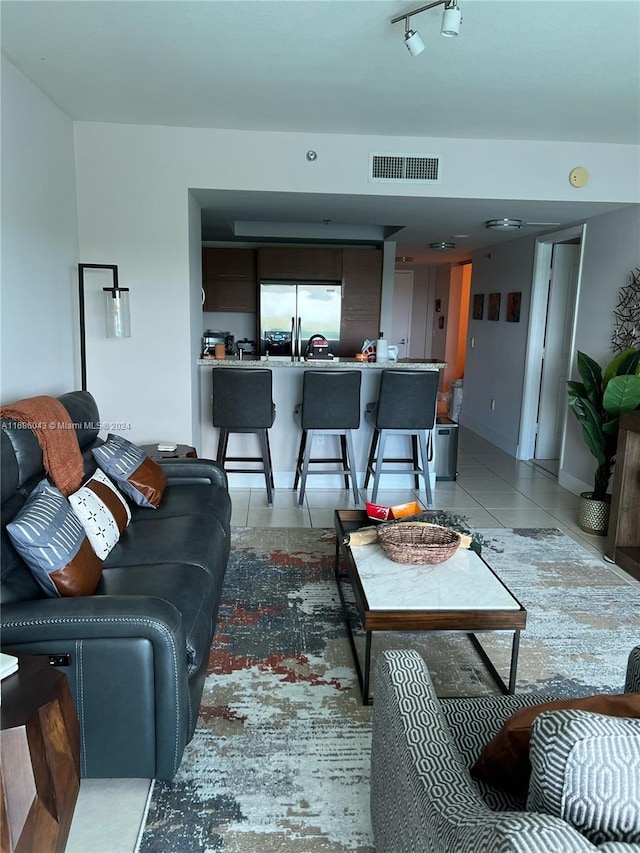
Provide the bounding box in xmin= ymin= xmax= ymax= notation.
xmin=78 ymin=264 xmax=130 ymax=391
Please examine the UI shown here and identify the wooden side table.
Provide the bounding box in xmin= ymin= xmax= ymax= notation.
xmin=1 ymin=654 xmax=80 ymax=853
xmin=139 ymin=443 xmax=197 ymax=460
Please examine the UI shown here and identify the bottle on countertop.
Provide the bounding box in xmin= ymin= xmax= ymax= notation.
xmin=376 ymin=331 xmax=389 ymax=363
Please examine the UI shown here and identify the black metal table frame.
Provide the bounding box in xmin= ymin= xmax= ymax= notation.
xmin=333 ymin=513 xmax=524 ymax=706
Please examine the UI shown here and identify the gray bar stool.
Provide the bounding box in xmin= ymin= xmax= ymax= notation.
xmin=363 ymin=369 xmax=439 ymax=506
xmin=293 ymin=370 xmax=361 ymax=507
xmin=212 ymin=368 xmax=276 ymax=505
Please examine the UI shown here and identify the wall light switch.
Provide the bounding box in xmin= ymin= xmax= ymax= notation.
xmin=471 ymin=337 xmax=475 ymax=348
xmin=490 ymin=399 xmax=496 ymax=411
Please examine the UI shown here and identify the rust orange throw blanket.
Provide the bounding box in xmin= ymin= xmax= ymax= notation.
xmin=1 ymin=396 xmax=84 ymax=496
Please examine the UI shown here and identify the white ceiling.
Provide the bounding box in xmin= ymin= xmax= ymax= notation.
xmin=2 ymin=0 xmax=639 ymax=263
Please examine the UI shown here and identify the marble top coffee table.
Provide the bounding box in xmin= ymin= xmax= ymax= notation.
xmin=334 ymin=509 xmax=527 ymax=704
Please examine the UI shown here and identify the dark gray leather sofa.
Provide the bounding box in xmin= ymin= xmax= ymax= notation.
xmin=1 ymin=391 xmax=231 ymax=780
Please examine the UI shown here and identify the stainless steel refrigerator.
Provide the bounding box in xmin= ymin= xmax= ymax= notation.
xmin=259 ymin=281 xmax=341 ymax=358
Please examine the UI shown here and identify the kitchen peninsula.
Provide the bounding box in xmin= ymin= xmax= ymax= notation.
xmin=198 ymin=357 xmax=447 ymax=491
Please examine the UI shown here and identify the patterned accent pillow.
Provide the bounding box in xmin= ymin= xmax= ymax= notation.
xmin=471 ymin=693 xmax=640 ymax=794
xmin=69 ymin=468 xmax=131 ymax=559
xmin=92 ymin=434 xmax=168 ymax=508
xmin=527 ymin=709 xmax=640 ymax=844
xmin=6 ymin=479 xmax=103 ymax=597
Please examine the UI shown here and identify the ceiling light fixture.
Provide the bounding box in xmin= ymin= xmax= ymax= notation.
xmin=430 ymin=241 xmax=456 ymax=250
xmin=391 ymin=0 xmax=462 ymax=56
xmin=404 ymin=28 xmax=425 ymax=56
xmin=485 ymin=219 xmax=524 ymax=231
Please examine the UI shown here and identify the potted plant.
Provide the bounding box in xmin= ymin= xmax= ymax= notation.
xmin=567 ymin=346 xmax=640 ymax=534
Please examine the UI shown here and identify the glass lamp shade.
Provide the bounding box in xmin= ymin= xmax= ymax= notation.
xmin=103 ymin=287 xmax=131 ymax=338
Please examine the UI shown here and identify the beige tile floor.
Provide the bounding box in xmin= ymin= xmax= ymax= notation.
xmin=65 ymin=427 xmax=632 ymax=852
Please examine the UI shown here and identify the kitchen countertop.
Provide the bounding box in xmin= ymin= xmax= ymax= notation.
xmin=198 ymin=357 xmax=447 ymax=369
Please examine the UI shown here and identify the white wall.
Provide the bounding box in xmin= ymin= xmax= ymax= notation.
xmin=464 ymin=236 xmax=537 ymax=454
xmin=1 ymin=58 xmax=78 ymax=402
xmin=463 ymin=204 xmax=639 ymax=481
xmin=431 ymin=266 xmax=450 ymax=382
xmin=561 ymin=205 xmax=640 ymax=492
xmin=65 ymin=120 xmax=640 ymax=447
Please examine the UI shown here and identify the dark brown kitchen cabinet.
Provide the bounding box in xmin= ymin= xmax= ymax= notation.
xmin=606 ymin=411 xmax=640 ymax=581
xmin=340 ymin=248 xmax=382 ymax=356
xmin=258 ymin=247 xmax=343 ymax=281
xmin=202 ymin=248 xmax=257 ymax=312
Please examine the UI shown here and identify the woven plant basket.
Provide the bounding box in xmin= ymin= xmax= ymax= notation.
xmin=377 ymin=523 xmax=461 ymax=565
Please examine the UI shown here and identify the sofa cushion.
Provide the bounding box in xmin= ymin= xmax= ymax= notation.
xmin=6 ymin=480 xmax=103 ymax=597
xmin=93 ymin=434 xmax=168 ymax=508
xmin=441 ymin=692 xmax=546 ymax=812
xmin=103 ymin=513 xmax=229 ymax=585
xmin=470 ymin=693 xmax=640 ymax=795
xmin=527 ymin=710 xmax=640 ymax=844
xmin=69 ymin=468 xmax=131 ymax=559
xmin=128 ymin=481 xmax=231 ymax=524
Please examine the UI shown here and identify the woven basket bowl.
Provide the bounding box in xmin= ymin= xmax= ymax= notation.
xmin=378 ymin=524 xmax=461 ymax=565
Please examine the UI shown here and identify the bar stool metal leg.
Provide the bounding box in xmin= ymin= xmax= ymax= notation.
xmin=298 ymin=428 xmax=316 ymax=507
xmin=258 ymin=428 xmax=274 ymax=506
xmin=417 ymin=429 xmax=433 ymax=507
xmin=344 ymin=428 xmax=359 ymax=506
xmin=371 ymin=429 xmax=389 ymax=503
xmin=364 ymin=430 xmax=379 ymax=490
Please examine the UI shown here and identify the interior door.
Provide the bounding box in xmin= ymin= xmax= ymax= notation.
xmin=535 ymin=243 xmax=581 ymax=461
xmin=391 ymin=271 xmax=414 ymax=358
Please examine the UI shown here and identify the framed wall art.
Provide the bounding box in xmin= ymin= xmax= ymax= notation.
xmin=506 ymin=291 xmax=522 ymax=322
xmin=488 ymin=292 xmax=501 ymax=321
xmin=472 ymin=293 xmax=484 ymax=320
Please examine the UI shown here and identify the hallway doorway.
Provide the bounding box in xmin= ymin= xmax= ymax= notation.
xmin=518 ymin=225 xmax=585 ymax=470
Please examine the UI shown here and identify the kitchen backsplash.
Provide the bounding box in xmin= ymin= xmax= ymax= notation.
xmin=203 ymin=312 xmax=256 ymax=343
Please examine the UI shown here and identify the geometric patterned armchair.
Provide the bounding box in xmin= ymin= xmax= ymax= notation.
xmin=371 ymin=647 xmax=640 ymax=853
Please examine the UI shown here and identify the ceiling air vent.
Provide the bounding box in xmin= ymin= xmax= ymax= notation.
xmin=370 ymin=153 xmax=440 ymax=183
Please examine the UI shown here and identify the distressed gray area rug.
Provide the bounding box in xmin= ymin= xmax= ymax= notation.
xmin=138 ymin=526 xmax=640 ymax=853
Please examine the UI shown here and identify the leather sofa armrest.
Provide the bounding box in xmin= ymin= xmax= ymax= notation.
xmin=1 ymin=595 xmax=184 ymax=644
xmin=156 ymin=456 xmax=228 ymax=488
xmin=2 ymin=596 xmax=190 ymax=779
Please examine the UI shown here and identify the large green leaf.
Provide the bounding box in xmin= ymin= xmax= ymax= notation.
xmin=567 ymin=381 xmax=587 ymax=409
xmin=576 ymin=351 xmax=602 ymax=406
xmin=603 ymin=347 xmax=640 ymax=386
xmin=603 ymin=374 xmax=640 ymax=414
xmin=569 ymin=395 xmax=607 ymax=464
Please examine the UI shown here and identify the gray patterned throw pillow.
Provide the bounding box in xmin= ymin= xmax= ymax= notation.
xmin=92 ymin=433 xmax=167 ymax=508
xmin=6 ymin=479 xmax=103 ymax=597
xmin=527 ymin=709 xmax=640 ymax=845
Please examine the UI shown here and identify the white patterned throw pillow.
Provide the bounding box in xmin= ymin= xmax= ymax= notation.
xmin=527 ymin=709 xmax=640 ymax=845
xmin=69 ymin=468 xmax=131 ymax=559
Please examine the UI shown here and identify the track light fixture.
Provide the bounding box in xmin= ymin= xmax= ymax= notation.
xmin=404 ymin=28 xmax=425 ymax=56
xmin=391 ymin=0 xmax=462 ymax=55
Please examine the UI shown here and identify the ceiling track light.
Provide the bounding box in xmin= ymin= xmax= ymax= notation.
xmin=404 ymin=28 xmax=425 ymax=56
xmin=391 ymin=0 xmax=462 ymax=55
xmin=430 ymin=241 xmax=456 ymax=250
